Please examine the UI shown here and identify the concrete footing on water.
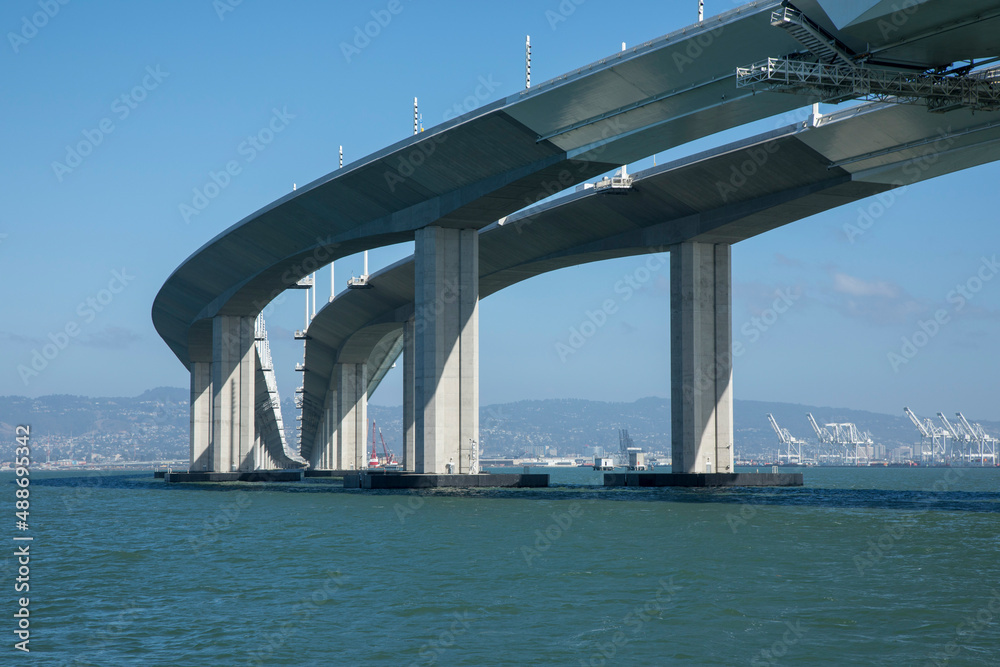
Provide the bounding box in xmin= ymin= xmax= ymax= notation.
xmin=163 ymin=470 xmax=304 ymax=483
xmin=303 ymin=470 xmax=355 ymax=478
xmin=604 ymin=472 xmax=803 ymax=487
xmin=345 ymin=472 xmax=550 ymax=489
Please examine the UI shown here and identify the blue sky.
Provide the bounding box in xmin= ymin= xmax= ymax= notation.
xmin=2 ymin=0 xmax=999 ymax=423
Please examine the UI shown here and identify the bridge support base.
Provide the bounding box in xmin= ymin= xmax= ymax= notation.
xmin=311 ymin=376 xmax=339 ymax=470
xmin=604 ymin=472 xmax=803 ymax=487
xmin=335 ymin=362 xmax=367 ymax=470
xmin=414 ymin=226 xmax=479 ymax=474
xmin=164 ymin=470 xmax=303 ymax=483
xmin=344 ymin=472 xmax=548 ymax=489
xmin=402 ymin=317 xmax=416 ymax=471
xmin=670 ymin=242 xmax=734 ymax=474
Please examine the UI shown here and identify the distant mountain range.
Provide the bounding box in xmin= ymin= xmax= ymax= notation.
xmin=3 ymin=388 xmax=996 ymax=460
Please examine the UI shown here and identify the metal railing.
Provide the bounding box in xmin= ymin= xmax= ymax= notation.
xmin=253 ymin=314 xmax=306 ymax=466
xmin=737 ymin=57 xmax=1000 ymax=112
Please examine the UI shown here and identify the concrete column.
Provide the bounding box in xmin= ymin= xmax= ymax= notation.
xmin=315 ymin=405 xmax=328 ymax=469
xmin=670 ymin=242 xmax=734 ymax=474
xmin=211 ymin=316 xmax=256 ymax=472
xmin=335 ymin=362 xmax=367 ymax=470
xmin=317 ymin=375 xmax=338 ymax=469
xmin=322 ymin=405 xmax=330 ymax=469
xmin=402 ymin=317 xmax=416 ymax=472
xmin=414 ymin=226 xmax=479 ymax=474
xmin=189 ymin=361 xmax=212 ymax=472
xmin=311 ymin=403 xmax=324 ymax=469
xmin=253 ymin=426 xmax=263 ymax=470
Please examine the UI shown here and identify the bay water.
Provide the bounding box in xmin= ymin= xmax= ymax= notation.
xmin=8 ymin=466 xmax=1000 ymax=665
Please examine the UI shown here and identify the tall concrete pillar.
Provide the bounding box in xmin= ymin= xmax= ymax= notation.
xmin=670 ymin=242 xmax=734 ymax=474
xmin=323 ymin=402 xmax=332 ymax=469
xmin=315 ymin=403 xmax=328 ymax=469
xmin=414 ymin=226 xmax=479 ymax=474
xmin=402 ymin=317 xmax=416 ymax=472
xmin=310 ymin=404 xmax=324 ymax=469
xmin=189 ymin=361 xmax=212 ymax=472
xmin=211 ymin=316 xmax=256 ymax=472
xmin=253 ymin=426 xmax=263 ymax=470
xmin=335 ymin=362 xmax=367 ymax=470
xmin=314 ymin=375 xmax=338 ymax=469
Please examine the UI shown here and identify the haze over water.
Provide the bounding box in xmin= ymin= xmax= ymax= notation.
xmin=16 ymin=467 xmax=1000 ymax=665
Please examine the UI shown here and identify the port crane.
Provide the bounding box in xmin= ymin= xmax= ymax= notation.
xmin=956 ymin=412 xmax=997 ymax=465
xmin=807 ymin=413 xmax=833 ymax=444
xmin=806 ymin=413 xmax=840 ymax=463
xmin=936 ymin=412 xmax=965 ymax=461
xmin=767 ymin=414 xmax=806 ymax=464
xmin=806 ymin=413 xmax=873 ymax=464
xmin=904 ymin=407 xmax=948 ymax=462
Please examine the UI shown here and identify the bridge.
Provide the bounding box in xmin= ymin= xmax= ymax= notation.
xmin=152 ymin=0 xmax=1000 ymax=481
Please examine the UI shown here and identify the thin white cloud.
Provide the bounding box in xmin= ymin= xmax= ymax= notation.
xmin=78 ymin=326 xmax=142 ymax=350
xmin=832 ymin=272 xmax=900 ymax=298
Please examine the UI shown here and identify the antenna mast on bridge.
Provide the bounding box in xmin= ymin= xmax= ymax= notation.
xmin=525 ymin=35 xmax=531 ymax=89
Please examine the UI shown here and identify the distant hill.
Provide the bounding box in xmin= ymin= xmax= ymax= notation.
xmin=0 ymin=388 xmax=189 ymax=461
xmin=4 ymin=389 xmax=997 ymax=460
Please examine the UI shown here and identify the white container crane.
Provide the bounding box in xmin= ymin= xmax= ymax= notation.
xmin=767 ymin=414 xmax=805 ymax=464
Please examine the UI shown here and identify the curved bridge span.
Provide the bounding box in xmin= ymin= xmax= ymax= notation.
xmin=298 ymin=102 xmax=1000 ymax=469
xmin=152 ymin=1 xmax=1000 ymax=474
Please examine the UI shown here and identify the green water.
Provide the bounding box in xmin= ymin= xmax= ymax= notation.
xmin=9 ymin=467 xmax=1000 ymax=665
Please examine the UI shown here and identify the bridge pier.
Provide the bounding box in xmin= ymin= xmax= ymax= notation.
xmin=322 ymin=387 xmax=335 ymax=469
xmin=211 ymin=315 xmax=256 ymax=472
xmin=414 ymin=226 xmax=479 ymax=474
xmin=402 ymin=317 xmax=416 ymax=471
xmin=670 ymin=242 xmax=734 ymax=474
xmin=189 ymin=360 xmax=212 ymax=471
xmin=310 ymin=377 xmax=338 ymax=469
xmin=335 ymin=362 xmax=367 ymax=470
